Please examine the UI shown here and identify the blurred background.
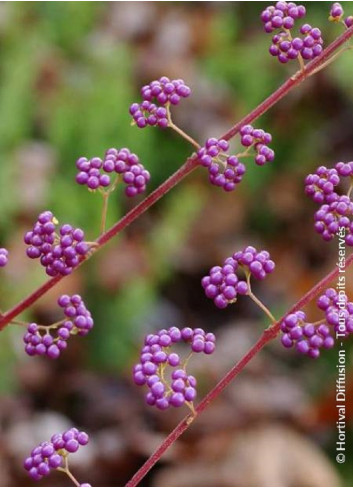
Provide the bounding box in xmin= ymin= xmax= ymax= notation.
xmin=0 ymin=1 xmax=353 ymax=486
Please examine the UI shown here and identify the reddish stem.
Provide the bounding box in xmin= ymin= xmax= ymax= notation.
xmin=125 ymin=251 xmax=353 ymax=487
xmin=222 ymin=24 xmax=353 ymax=141
xmin=0 ymin=25 xmax=352 ymax=332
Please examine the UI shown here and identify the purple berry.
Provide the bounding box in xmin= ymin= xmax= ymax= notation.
xmin=329 ymin=2 xmax=344 ymax=21
xmin=0 ymin=248 xmax=9 ymax=267
xmin=345 ymin=15 xmax=353 ymax=28
xmin=48 ymin=454 xmax=62 ymax=469
xmin=65 ymin=439 xmax=79 ymax=453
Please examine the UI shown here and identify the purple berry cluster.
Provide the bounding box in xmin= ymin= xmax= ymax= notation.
xmin=304 ymin=165 xmax=340 ymax=204
xmin=269 ymin=27 xmax=322 ymax=63
xmin=24 ymin=323 xmax=66 ymax=359
xmin=130 ymin=76 xmax=191 ymax=130
xmin=317 ymin=288 xmax=353 ymax=336
xmin=24 ymin=428 xmax=89 ymax=482
xmin=269 ymin=31 xmax=299 ymax=62
xmin=234 ymin=247 xmax=276 ymax=279
xmin=329 ymin=2 xmax=353 ymax=27
xmin=201 ymin=246 xmax=275 ymax=309
xmin=76 ymin=156 xmax=111 ymax=190
xmin=133 ymin=326 xmax=216 ymax=410
xmin=239 ymin=125 xmax=275 ymax=166
xmin=261 ymin=2 xmax=324 ymax=63
xmin=280 ymin=311 xmax=335 ymax=359
xmin=197 ymin=138 xmax=246 ymax=192
xmin=76 ymin=147 xmax=150 ymax=197
xmin=141 ymin=77 xmax=191 ymax=106
xmin=336 ymin=161 xmax=353 ymax=178
xmin=298 ymin=24 xmax=324 ymax=60
xmin=129 ymin=101 xmax=168 ymax=129
xmin=261 ymin=2 xmax=306 ymax=33
xmin=305 ymin=162 xmax=353 ymax=246
xmin=0 ymin=248 xmax=8 ymax=267
xmin=24 ymin=211 xmax=89 ymax=277
xmin=23 ymin=294 xmax=93 ymax=359
xmin=280 ymin=288 xmax=353 ymax=358
xmin=57 ymin=294 xmax=93 ymax=337
xmin=314 ymin=195 xmax=353 ymax=242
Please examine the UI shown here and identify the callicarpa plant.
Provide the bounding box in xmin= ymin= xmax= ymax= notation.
xmin=0 ymin=2 xmax=352 ymax=487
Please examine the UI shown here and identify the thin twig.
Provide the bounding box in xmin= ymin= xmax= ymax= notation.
xmin=309 ymin=45 xmax=352 ymax=77
xmin=248 ymin=291 xmax=276 ymax=323
xmin=246 ymin=272 xmax=277 ymax=323
xmin=63 ymin=469 xmax=80 ymax=488
xmin=169 ymin=121 xmax=201 ymax=149
xmin=57 ymin=458 xmax=80 ymax=487
xmin=166 ymin=105 xmax=200 ymax=149
xmin=10 ymin=319 xmax=63 ymax=329
xmin=100 ymin=192 xmax=110 ymax=235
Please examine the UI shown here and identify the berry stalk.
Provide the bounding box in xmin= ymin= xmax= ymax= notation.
xmin=125 ymin=250 xmax=353 ymax=487
xmin=166 ymin=105 xmax=200 ymax=149
xmin=0 ymin=25 xmax=352 ymax=332
xmin=246 ymin=278 xmax=277 ymax=323
xmin=57 ymin=460 xmax=80 ymax=487
xmin=100 ymin=191 xmax=110 ymax=235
